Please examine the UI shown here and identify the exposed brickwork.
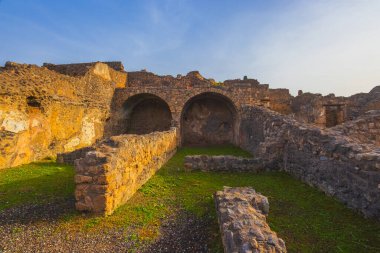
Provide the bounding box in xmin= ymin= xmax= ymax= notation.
xmin=214 ymin=187 xmax=287 ymax=253
xmin=74 ymin=128 xmax=177 ymax=215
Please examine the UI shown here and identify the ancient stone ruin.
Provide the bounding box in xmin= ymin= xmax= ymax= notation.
xmin=214 ymin=187 xmax=287 ymax=253
xmin=1 ymin=60 xmax=379 ymax=251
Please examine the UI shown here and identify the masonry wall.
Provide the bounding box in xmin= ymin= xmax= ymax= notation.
xmin=0 ymin=62 xmax=127 ymax=169
xmin=74 ymin=128 xmax=177 ymax=215
xmin=331 ymin=110 xmax=380 ymax=146
xmin=103 ymin=71 xmax=291 ymax=139
xmin=240 ymin=106 xmax=380 ymax=219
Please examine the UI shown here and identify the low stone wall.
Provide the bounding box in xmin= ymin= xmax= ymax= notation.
xmin=332 ymin=110 xmax=380 ymax=146
xmin=184 ymin=155 xmax=264 ymax=172
xmin=57 ymin=147 xmax=95 ymax=165
xmin=240 ymin=106 xmax=380 ymax=219
xmin=74 ymin=128 xmax=177 ymax=215
xmin=214 ymin=187 xmax=286 ymax=253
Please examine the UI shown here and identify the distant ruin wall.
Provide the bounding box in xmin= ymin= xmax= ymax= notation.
xmin=214 ymin=187 xmax=287 ymax=253
xmin=43 ymin=61 xmax=125 ymax=75
xmin=331 ymin=110 xmax=380 ymax=146
xmin=240 ymin=106 xmax=380 ymax=219
xmin=74 ymin=129 xmax=177 ymax=215
xmin=0 ymin=62 xmax=127 ymax=169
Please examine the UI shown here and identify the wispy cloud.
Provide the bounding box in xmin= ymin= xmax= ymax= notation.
xmin=1 ymin=0 xmax=379 ymax=96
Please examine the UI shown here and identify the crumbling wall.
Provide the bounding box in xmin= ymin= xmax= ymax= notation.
xmin=347 ymin=86 xmax=380 ymax=119
xmin=290 ymin=86 xmax=380 ymax=127
xmin=214 ymin=187 xmax=287 ymax=253
xmin=240 ymin=106 xmax=380 ymax=219
xmin=74 ymin=128 xmax=177 ymax=215
xmin=184 ymin=155 xmax=263 ymax=172
xmin=331 ymin=110 xmax=380 ymax=146
xmin=0 ymin=62 xmax=127 ymax=169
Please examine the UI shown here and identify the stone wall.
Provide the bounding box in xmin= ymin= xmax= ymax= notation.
xmin=290 ymin=86 xmax=380 ymax=127
xmin=240 ymin=106 xmax=380 ymax=219
xmin=184 ymin=155 xmax=264 ymax=173
xmin=74 ymin=128 xmax=177 ymax=215
xmin=103 ymin=71 xmax=288 ymax=142
xmin=57 ymin=147 xmax=95 ymax=165
xmin=214 ymin=187 xmax=287 ymax=253
xmin=0 ymin=62 xmax=127 ymax=169
xmin=43 ymin=61 xmax=125 ymax=76
xmin=331 ymin=110 xmax=380 ymax=146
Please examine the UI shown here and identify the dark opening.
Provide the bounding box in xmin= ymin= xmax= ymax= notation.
xmin=124 ymin=94 xmax=172 ymax=134
xmin=324 ymin=105 xmax=345 ymax=127
xmin=181 ymin=92 xmax=237 ymax=146
xmin=26 ymin=96 xmax=41 ymax=107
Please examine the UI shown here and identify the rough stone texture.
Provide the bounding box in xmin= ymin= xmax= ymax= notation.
xmin=43 ymin=61 xmax=125 ymax=76
xmin=74 ymin=128 xmax=177 ymax=215
xmin=0 ymin=62 xmax=127 ymax=169
xmin=2 ymin=60 xmax=379 ymax=170
xmin=290 ymin=86 xmax=380 ymax=127
xmin=240 ymin=106 xmax=380 ymax=219
xmin=103 ymin=71 xmax=290 ymax=145
xmin=331 ymin=110 xmax=380 ymax=146
xmin=57 ymin=147 xmax=95 ymax=165
xmin=214 ymin=187 xmax=286 ymax=253
xmin=182 ymin=95 xmax=236 ymax=145
xmin=184 ymin=155 xmax=264 ymax=173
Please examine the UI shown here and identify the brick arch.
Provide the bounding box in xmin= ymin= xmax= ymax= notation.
xmin=104 ymin=92 xmax=174 ymax=136
xmin=180 ymin=92 xmax=240 ymax=146
xmin=123 ymin=93 xmax=172 ymax=134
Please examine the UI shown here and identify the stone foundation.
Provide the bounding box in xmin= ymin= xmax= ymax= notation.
xmin=184 ymin=155 xmax=264 ymax=172
xmin=74 ymin=128 xmax=177 ymax=215
xmin=214 ymin=187 xmax=286 ymax=253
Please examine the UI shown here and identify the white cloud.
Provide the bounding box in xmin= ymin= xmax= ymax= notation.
xmin=199 ymin=0 xmax=380 ymax=96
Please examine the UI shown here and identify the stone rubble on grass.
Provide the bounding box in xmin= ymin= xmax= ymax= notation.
xmin=214 ymin=186 xmax=286 ymax=253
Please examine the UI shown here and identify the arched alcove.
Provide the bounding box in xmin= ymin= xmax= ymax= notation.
xmin=181 ymin=92 xmax=238 ymax=146
xmin=123 ymin=93 xmax=172 ymax=134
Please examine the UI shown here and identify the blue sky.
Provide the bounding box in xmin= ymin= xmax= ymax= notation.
xmin=1 ymin=0 xmax=380 ymax=96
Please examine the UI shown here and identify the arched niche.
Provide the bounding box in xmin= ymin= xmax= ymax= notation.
xmin=123 ymin=93 xmax=172 ymax=134
xmin=181 ymin=92 xmax=239 ymax=146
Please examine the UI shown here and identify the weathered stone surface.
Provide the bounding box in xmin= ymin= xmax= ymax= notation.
xmin=0 ymin=62 xmax=127 ymax=169
xmin=74 ymin=128 xmax=177 ymax=215
xmin=239 ymin=106 xmax=380 ymax=219
xmin=215 ymin=187 xmax=286 ymax=253
xmin=184 ymin=155 xmax=264 ymax=172
xmin=331 ymin=110 xmax=380 ymax=146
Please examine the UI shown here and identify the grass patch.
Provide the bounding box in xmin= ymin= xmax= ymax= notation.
xmin=1 ymin=145 xmax=380 ymax=252
xmin=0 ymin=162 xmax=74 ymax=211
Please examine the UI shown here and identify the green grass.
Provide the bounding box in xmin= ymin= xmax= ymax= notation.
xmin=0 ymin=161 xmax=74 ymax=211
xmin=1 ymin=145 xmax=380 ymax=253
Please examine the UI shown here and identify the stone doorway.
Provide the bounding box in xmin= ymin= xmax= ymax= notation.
xmin=324 ymin=104 xmax=345 ymax=127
